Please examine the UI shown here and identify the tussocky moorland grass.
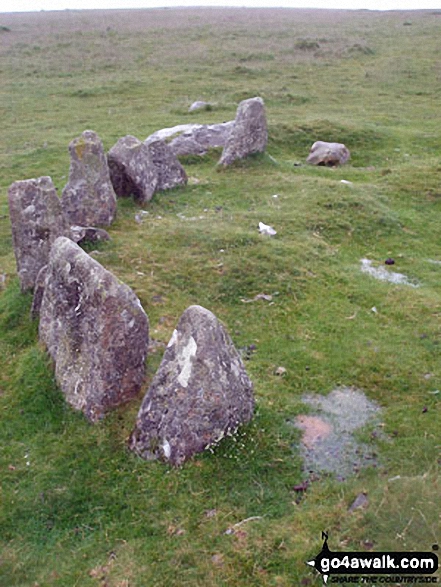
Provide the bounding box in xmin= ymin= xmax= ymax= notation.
xmin=0 ymin=7 xmax=440 ymax=586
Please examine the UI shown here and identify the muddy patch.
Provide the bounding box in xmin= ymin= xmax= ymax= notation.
xmin=360 ymin=258 xmax=418 ymax=287
xmin=294 ymin=386 xmax=382 ymax=480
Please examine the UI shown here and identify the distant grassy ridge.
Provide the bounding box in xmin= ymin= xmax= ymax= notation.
xmin=0 ymin=8 xmax=440 ymax=587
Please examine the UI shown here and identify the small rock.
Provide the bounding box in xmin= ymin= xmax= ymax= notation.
xmin=306 ymin=141 xmax=350 ymax=166
xmin=274 ymin=366 xmax=287 ymax=376
xmin=385 ymin=258 xmax=395 ymax=265
xmin=348 ymin=492 xmax=369 ymax=512
xmin=189 ymin=100 xmax=211 ymax=112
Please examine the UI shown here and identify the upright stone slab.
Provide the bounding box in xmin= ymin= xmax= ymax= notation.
xmin=306 ymin=141 xmax=350 ymax=166
xmin=61 ymin=130 xmax=117 ymax=226
xmin=8 ymin=176 xmax=71 ymax=292
xmin=129 ymin=305 xmax=254 ymax=466
xmin=144 ymin=139 xmax=188 ymax=191
xmin=107 ymin=135 xmax=158 ymax=204
xmin=218 ymin=97 xmax=268 ymax=166
xmin=39 ymin=237 xmax=149 ymax=422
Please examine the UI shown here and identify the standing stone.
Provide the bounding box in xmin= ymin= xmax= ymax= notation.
xmin=129 ymin=305 xmax=254 ymax=466
xmin=39 ymin=237 xmax=149 ymax=422
xmin=62 ymin=130 xmax=117 ymax=226
xmin=306 ymin=141 xmax=350 ymax=166
xmin=8 ymin=176 xmax=71 ymax=292
xmin=107 ymin=135 xmax=158 ymax=204
xmin=218 ymin=97 xmax=268 ymax=166
xmin=144 ymin=139 xmax=187 ymax=191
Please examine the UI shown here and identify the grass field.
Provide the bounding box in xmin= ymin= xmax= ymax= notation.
xmin=0 ymin=7 xmax=440 ymax=586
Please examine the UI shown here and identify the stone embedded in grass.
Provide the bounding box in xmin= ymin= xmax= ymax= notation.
xmin=8 ymin=176 xmax=71 ymax=292
xmin=218 ymin=97 xmax=268 ymax=166
xmin=143 ymin=138 xmax=188 ymax=191
xmin=306 ymin=141 xmax=350 ymax=166
xmin=166 ymin=121 xmax=235 ymax=157
xmin=107 ymin=135 xmax=158 ymax=204
xmin=39 ymin=236 xmax=149 ymax=422
xmin=129 ymin=304 xmax=254 ymax=466
xmin=61 ymin=130 xmax=117 ymax=226
xmin=188 ymin=100 xmax=212 ymax=112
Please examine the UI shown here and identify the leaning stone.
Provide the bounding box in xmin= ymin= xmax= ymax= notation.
xmin=8 ymin=176 xmax=71 ymax=292
xmin=107 ymin=135 xmax=158 ymax=204
xmin=189 ymin=100 xmax=211 ymax=112
xmin=168 ymin=121 xmax=235 ymax=157
xmin=39 ymin=236 xmax=149 ymax=422
xmin=144 ymin=139 xmax=187 ymax=191
xmin=70 ymin=225 xmax=110 ymax=245
xmin=306 ymin=141 xmax=350 ymax=166
xmin=218 ymin=97 xmax=268 ymax=166
xmin=30 ymin=264 xmax=48 ymax=319
xmin=129 ymin=304 xmax=254 ymax=466
xmin=61 ymin=130 xmax=117 ymax=226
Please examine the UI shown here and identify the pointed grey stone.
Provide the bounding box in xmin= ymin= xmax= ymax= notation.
xmin=218 ymin=97 xmax=268 ymax=166
xmin=129 ymin=305 xmax=254 ymax=466
xmin=61 ymin=130 xmax=117 ymax=226
xmin=306 ymin=141 xmax=350 ymax=166
xmin=39 ymin=237 xmax=149 ymax=422
xmin=144 ymin=139 xmax=187 ymax=191
xmin=8 ymin=176 xmax=71 ymax=292
xmin=107 ymin=135 xmax=158 ymax=204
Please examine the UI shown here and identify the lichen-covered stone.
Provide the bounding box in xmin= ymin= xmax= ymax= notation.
xmin=129 ymin=305 xmax=254 ymax=466
xmin=39 ymin=237 xmax=149 ymax=422
xmin=107 ymin=135 xmax=158 ymax=204
xmin=144 ymin=138 xmax=187 ymax=191
xmin=306 ymin=141 xmax=350 ymax=166
xmin=8 ymin=176 xmax=71 ymax=291
xmin=218 ymin=97 xmax=268 ymax=166
xmin=167 ymin=121 xmax=235 ymax=157
xmin=61 ymin=130 xmax=117 ymax=226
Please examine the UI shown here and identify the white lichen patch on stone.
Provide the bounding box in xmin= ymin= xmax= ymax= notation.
xmin=360 ymin=258 xmax=418 ymax=287
xmin=177 ymin=335 xmax=197 ymax=388
xmin=167 ymin=329 xmax=178 ymax=348
xmin=162 ymin=439 xmax=171 ymax=459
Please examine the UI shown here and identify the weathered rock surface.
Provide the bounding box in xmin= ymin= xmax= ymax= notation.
xmin=30 ymin=264 xmax=48 ymax=319
xmin=107 ymin=135 xmax=158 ymax=204
xmin=61 ymin=130 xmax=117 ymax=226
xmin=8 ymin=176 xmax=71 ymax=291
xmin=70 ymin=225 xmax=111 ymax=245
xmin=218 ymin=97 xmax=268 ymax=166
xmin=306 ymin=141 xmax=350 ymax=166
xmin=39 ymin=236 xmax=149 ymax=422
xmin=168 ymin=122 xmax=235 ymax=157
xmin=129 ymin=305 xmax=254 ymax=466
xmin=144 ymin=139 xmax=187 ymax=191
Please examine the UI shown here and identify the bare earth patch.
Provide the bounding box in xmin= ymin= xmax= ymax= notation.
xmin=295 ymin=386 xmax=382 ymax=479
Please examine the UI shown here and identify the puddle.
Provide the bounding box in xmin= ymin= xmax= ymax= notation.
xmin=294 ymin=387 xmax=382 ymax=480
xmin=360 ymin=258 xmax=418 ymax=287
